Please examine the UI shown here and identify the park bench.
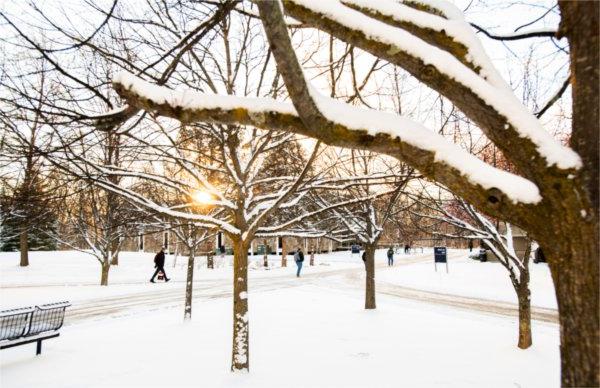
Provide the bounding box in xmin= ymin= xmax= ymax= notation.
xmin=0 ymin=301 xmax=70 ymax=355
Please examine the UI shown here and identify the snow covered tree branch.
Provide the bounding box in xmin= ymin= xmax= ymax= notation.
xmin=412 ymin=186 xmax=533 ymax=349
xmin=112 ymin=72 xmax=540 ymax=226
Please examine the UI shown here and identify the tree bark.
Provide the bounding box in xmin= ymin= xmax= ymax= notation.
xmin=207 ymin=252 xmax=214 ymax=269
xmin=516 ymin=283 xmax=532 ymax=349
xmin=263 ymin=238 xmax=269 ymax=267
xmin=231 ymin=238 xmax=249 ymax=372
xmin=281 ymin=238 xmax=287 ymax=267
xmin=555 ymin=3 xmax=599 ymax=386
xmin=184 ymin=246 xmax=195 ymax=320
xmin=100 ymin=261 xmax=110 ymax=286
xmin=309 ymin=245 xmax=314 ymax=266
xmin=546 ymin=228 xmax=599 ymax=387
xmin=110 ymin=239 xmax=119 ymax=265
xmin=364 ymin=244 xmax=376 ymax=309
xmin=19 ymin=230 xmax=29 ymax=267
xmin=110 ymin=252 xmax=119 ymax=265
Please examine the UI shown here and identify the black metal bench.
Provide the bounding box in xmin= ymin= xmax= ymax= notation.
xmin=0 ymin=301 xmax=70 ymax=355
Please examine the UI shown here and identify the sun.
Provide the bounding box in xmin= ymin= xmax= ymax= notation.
xmin=192 ymin=190 xmax=213 ymax=204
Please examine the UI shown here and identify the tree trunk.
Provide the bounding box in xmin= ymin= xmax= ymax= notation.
xmin=516 ymin=284 xmax=532 ymax=349
xmin=110 ymin=239 xmax=119 ymax=265
xmin=281 ymin=238 xmax=287 ymax=267
xmin=309 ymin=246 xmax=314 ymax=266
xmin=231 ymin=238 xmax=249 ymax=372
xmin=184 ymin=247 xmax=195 ymax=320
xmin=546 ymin=230 xmax=599 ymax=386
xmin=263 ymin=238 xmax=268 ymax=267
xmin=100 ymin=262 xmax=110 ymax=286
xmin=19 ymin=230 xmax=29 ymax=267
xmin=110 ymin=252 xmax=119 ymax=265
xmin=207 ymin=252 xmax=214 ymax=269
xmin=364 ymin=244 xmax=376 ymax=310
xmin=556 ymin=3 xmax=599 ymax=385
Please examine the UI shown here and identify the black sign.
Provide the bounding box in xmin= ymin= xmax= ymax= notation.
xmin=434 ymin=247 xmax=447 ymax=263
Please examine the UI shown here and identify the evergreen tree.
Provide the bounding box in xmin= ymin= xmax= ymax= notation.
xmin=0 ymin=171 xmax=57 ymax=252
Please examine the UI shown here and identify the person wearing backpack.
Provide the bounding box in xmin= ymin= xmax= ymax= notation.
xmin=387 ymin=246 xmax=394 ymax=266
xmin=150 ymin=247 xmax=170 ymax=283
xmin=294 ymin=247 xmax=305 ymax=277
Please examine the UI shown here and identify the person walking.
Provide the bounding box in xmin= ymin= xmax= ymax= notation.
xmin=294 ymin=247 xmax=304 ymax=277
xmin=387 ymin=246 xmax=394 ymax=266
xmin=468 ymin=240 xmax=473 ymax=252
xmin=150 ymin=247 xmax=170 ymax=283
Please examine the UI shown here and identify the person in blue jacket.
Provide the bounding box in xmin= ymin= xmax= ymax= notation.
xmin=294 ymin=247 xmax=305 ymax=277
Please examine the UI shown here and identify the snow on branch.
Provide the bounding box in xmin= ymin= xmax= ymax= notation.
xmin=257 ymin=186 xmax=398 ymax=234
xmin=282 ymin=0 xmax=580 ymax=171
xmin=93 ymin=179 xmax=241 ymax=235
xmin=113 ymin=72 xmax=541 ymax=206
xmin=51 ymin=154 xmax=242 ymax=235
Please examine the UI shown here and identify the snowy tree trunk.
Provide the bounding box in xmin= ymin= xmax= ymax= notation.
xmin=364 ymin=244 xmax=376 ymax=310
xmin=262 ymin=238 xmax=268 ymax=268
xmin=19 ymin=230 xmax=29 ymax=267
xmin=207 ymin=252 xmax=214 ymax=269
xmin=100 ymin=261 xmax=110 ymax=286
xmin=110 ymin=239 xmax=119 ymax=265
xmin=309 ymin=245 xmax=314 ymax=266
xmin=281 ymin=238 xmax=287 ymax=267
xmin=173 ymin=248 xmax=178 ymax=268
xmin=184 ymin=246 xmax=195 ymax=320
xmin=231 ymin=238 xmax=249 ymax=372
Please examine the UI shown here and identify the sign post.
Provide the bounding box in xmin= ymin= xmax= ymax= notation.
xmin=434 ymin=247 xmax=448 ymax=273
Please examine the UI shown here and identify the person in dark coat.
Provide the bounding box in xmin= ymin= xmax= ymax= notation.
xmin=150 ymin=247 xmax=170 ymax=283
xmin=468 ymin=240 xmax=473 ymax=252
xmin=294 ymin=247 xmax=305 ymax=277
xmin=387 ymin=247 xmax=394 ymax=266
xmin=362 ymin=251 xmax=366 ymax=267
xmin=404 ymin=244 xmax=409 ymax=254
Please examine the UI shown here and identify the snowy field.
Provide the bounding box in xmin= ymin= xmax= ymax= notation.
xmin=0 ymin=250 xmax=363 ymax=309
xmin=0 ymin=249 xmax=560 ymax=387
xmin=378 ymin=254 xmax=557 ymax=309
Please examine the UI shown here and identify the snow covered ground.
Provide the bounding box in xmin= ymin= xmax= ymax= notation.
xmin=379 ymin=252 xmax=557 ymax=309
xmin=0 ymin=250 xmax=362 ymax=309
xmin=0 ymin=248 xmax=559 ymax=387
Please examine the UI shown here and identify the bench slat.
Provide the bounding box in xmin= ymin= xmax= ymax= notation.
xmin=0 ymin=302 xmax=70 ymax=352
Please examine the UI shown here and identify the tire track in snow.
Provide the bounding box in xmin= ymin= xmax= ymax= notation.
xmin=12 ymin=250 xmax=557 ymax=326
xmin=63 ymin=252 xmax=436 ymax=324
xmin=320 ymin=251 xmax=558 ymax=324
xmin=375 ymin=283 xmax=558 ymax=323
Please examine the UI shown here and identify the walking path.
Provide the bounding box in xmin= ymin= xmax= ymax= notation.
xmin=58 ymin=250 xmax=558 ymax=325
